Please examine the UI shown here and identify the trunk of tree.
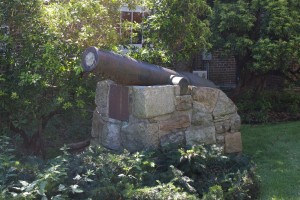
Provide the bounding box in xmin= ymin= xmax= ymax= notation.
xmin=231 ymin=52 xmax=268 ymax=98
xmin=9 ymin=109 xmax=61 ymax=158
xmin=27 ymin=121 xmax=46 ymax=159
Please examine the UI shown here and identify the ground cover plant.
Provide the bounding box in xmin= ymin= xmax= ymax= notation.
xmin=241 ymin=121 xmax=300 ymax=199
xmin=0 ymin=136 xmax=259 ymax=200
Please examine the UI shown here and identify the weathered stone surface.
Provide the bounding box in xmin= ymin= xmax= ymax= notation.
xmin=132 ymin=86 xmax=175 ymax=118
xmin=150 ymin=113 xmax=172 ymax=123
xmin=230 ymin=114 xmax=241 ymax=132
xmin=186 ymin=126 xmax=216 ymax=145
xmin=213 ymin=91 xmax=237 ymax=121
xmin=191 ymin=87 xmax=220 ymax=113
xmin=160 ymin=132 xmax=185 ymax=148
xmin=175 ymin=95 xmax=193 ymax=111
xmin=159 ymin=115 xmax=191 ymax=132
xmin=216 ymin=133 xmax=225 ymax=144
xmin=92 ymin=83 xmax=242 ymax=153
xmin=101 ymin=120 xmax=122 ymax=151
xmin=224 ymin=132 xmax=242 ymax=153
xmin=191 ymin=102 xmax=214 ymax=127
xmin=214 ymin=120 xmax=231 ymax=134
xmin=95 ymin=80 xmax=114 ymax=117
xmin=121 ymin=118 xmax=159 ymax=151
xmin=174 ymin=85 xmax=181 ymax=96
xmin=91 ymin=110 xmax=104 ymax=140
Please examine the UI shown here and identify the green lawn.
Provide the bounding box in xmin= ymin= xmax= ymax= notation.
xmin=241 ymin=121 xmax=300 ymax=200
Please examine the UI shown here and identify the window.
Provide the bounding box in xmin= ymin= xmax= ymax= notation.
xmin=118 ymin=5 xmax=148 ymax=47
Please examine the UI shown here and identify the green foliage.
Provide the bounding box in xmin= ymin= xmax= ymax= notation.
xmin=236 ymin=90 xmax=300 ymax=123
xmin=0 ymin=136 xmax=20 ymax=197
xmin=0 ymin=0 xmax=126 ymax=156
xmin=211 ymin=0 xmax=300 ymax=87
xmin=0 ymin=138 xmax=259 ymax=199
xmin=127 ymin=46 xmax=172 ymax=68
xmin=130 ymin=0 xmax=211 ymax=68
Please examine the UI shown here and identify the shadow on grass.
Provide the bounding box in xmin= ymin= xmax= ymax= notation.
xmin=241 ymin=121 xmax=300 ymax=200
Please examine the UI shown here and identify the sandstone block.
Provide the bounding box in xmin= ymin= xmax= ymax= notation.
xmin=192 ymin=102 xmax=214 ymax=127
xmin=160 ymin=132 xmax=185 ymax=148
xmin=174 ymin=85 xmax=181 ymax=96
xmin=101 ymin=120 xmax=122 ymax=151
xmin=213 ymin=91 xmax=237 ymax=121
xmin=131 ymin=86 xmax=175 ymax=118
xmin=159 ymin=115 xmax=191 ymax=132
xmin=185 ymin=126 xmax=216 ymax=146
xmin=95 ymin=80 xmax=114 ymax=117
xmin=230 ymin=114 xmax=241 ymax=132
xmin=150 ymin=113 xmax=172 ymax=123
xmin=175 ymin=95 xmax=193 ymax=111
xmin=224 ymin=132 xmax=242 ymax=153
xmin=91 ymin=110 xmax=104 ymax=140
xmin=121 ymin=118 xmax=159 ymax=151
xmin=191 ymin=87 xmax=220 ymax=113
xmin=214 ymin=120 xmax=231 ymax=134
xmin=216 ymin=133 xmax=225 ymax=144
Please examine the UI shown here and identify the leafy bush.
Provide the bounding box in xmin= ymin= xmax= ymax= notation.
xmin=236 ymin=90 xmax=300 ymax=123
xmin=0 ymin=136 xmax=259 ymax=200
xmin=0 ymin=0 xmax=132 ymax=157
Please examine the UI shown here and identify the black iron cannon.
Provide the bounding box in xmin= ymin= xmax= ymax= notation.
xmin=81 ymin=46 xmax=215 ymax=94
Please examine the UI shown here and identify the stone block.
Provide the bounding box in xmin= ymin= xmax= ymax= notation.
xmin=224 ymin=132 xmax=242 ymax=153
xmin=213 ymin=91 xmax=237 ymax=121
xmin=185 ymin=126 xmax=216 ymax=146
xmin=191 ymin=102 xmax=214 ymax=127
xmin=174 ymin=85 xmax=181 ymax=96
xmin=191 ymin=87 xmax=220 ymax=113
xmin=160 ymin=132 xmax=185 ymax=148
xmin=214 ymin=120 xmax=231 ymax=134
xmin=91 ymin=110 xmax=104 ymax=140
xmin=121 ymin=118 xmax=159 ymax=152
xmin=159 ymin=115 xmax=191 ymax=132
xmin=216 ymin=133 xmax=225 ymax=144
xmin=175 ymin=95 xmax=193 ymax=111
xmin=95 ymin=80 xmax=114 ymax=117
xmin=230 ymin=114 xmax=241 ymax=132
xmin=150 ymin=113 xmax=172 ymax=123
xmin=131 ymin=85 xmax=175 ymax=118
xmin=101 ymin=120 xmax=122 ymax=151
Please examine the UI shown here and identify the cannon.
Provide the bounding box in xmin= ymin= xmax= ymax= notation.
xmin=81 ymin=46 xmax=216 ymax=94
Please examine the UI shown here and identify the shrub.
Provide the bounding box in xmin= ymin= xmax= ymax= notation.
xmin=1 ymin=137 xmax=259 ymax=199
xmin=236 ymin=90 xmax=300 ymax=123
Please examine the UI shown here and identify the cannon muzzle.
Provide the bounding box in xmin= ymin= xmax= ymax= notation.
xmin=81 ymin=47 xmax=189 ymax=94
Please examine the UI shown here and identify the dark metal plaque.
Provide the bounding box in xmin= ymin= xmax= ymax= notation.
xmin=109 ymin=84 xmax=129 ymax=121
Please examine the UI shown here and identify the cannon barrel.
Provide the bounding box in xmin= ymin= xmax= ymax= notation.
xmin=81 ymin=47 xmax=189 ymax=94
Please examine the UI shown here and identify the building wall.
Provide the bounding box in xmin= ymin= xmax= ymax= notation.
xmin=193 ymin=50 xmax=237 ymax=89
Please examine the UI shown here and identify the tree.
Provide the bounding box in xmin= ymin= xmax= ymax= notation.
xmin=131 ymin=0 xmax=212 ymax=70
xmin=0 ymin=0 xmax=125 ymax=157
xmin=210 ymin=0 xmax=300 ymax=93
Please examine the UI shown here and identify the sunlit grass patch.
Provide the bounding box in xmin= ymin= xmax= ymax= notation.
xmin=242 ymin=121 xmax=300 ymax=200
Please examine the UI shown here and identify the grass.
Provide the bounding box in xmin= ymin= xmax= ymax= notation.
xmin=241 ymin=121 xmax=300 ymax=200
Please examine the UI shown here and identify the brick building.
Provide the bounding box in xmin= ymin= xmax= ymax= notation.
xmin=193 ymin=50 xmax=237 ymax=89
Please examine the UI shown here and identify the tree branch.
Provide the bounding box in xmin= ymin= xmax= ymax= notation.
xmin=9 ymin=121 xmax=29 ymax=145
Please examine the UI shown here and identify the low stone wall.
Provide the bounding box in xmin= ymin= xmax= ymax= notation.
xmin=91 ymin=80 xmax=242 ymax=153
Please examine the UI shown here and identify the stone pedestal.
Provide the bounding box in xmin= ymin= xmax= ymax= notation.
xmin=91 ymin=80 xmax=242 ymax=153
